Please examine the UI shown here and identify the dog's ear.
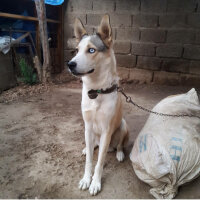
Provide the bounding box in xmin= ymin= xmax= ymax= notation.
xmin=74 ymin=18 xmax=87 ymax=43
xmin=97 ymin=14 xmax=112 ymax=48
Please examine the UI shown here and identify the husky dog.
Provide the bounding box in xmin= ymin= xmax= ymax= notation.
xmin=67 ymin=14 xmax=129 ymax=196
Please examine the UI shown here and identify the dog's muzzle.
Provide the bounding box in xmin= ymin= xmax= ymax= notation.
xmin=67 ymin=61 xmax=94 ymax=76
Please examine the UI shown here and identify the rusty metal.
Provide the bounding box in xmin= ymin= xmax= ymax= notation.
xmin=117 ymin=86 xmax=200 ymax=119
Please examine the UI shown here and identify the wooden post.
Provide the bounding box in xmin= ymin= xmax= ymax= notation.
xmin=35 ymin=0 xmax=51 ymax=82
xmin=58 ymin=5 xmax=64 ymax=72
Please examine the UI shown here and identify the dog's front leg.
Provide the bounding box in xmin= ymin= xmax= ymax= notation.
xmin=89 ymin=131 xmax=112 ymax=195
xmin=79 ymin=123 xmax=94 ymax=190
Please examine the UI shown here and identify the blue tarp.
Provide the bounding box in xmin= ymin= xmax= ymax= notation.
xmin=45 ymin=0 xmax=64 ymax=5
xmin=33 ymin=0 xmax=64 ymax=5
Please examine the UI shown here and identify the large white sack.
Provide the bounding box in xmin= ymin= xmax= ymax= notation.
xmin=130 ymin=88 xmax=200 ymax=199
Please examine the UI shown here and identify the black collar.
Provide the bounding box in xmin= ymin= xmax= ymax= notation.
xmin=88 ymin=84 xmax=118 ymax=99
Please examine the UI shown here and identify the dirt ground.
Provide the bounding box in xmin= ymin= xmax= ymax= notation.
xmin=0 ymin=79 xmax=200 ymax=199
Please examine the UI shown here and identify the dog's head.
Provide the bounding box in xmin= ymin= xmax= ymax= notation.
xmin=67 ymin=14 xmax=113 ymax=77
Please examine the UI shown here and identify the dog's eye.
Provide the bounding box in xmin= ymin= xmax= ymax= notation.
xmin=88 ymin=48 xmax=96 ymax=54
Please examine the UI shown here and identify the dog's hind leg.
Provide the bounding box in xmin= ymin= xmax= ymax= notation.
xmin=82 ymin=144 xmax=98 ymax=155
xmin=82 ymin=147 xmax=87 ymax=155
xmin=116 ymin=118 xmax=129 ymax=162
xmin=82 ymin=136 xmax=99 ymax=155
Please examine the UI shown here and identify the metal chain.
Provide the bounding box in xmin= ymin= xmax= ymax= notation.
xmin=117 ymin=87 xmax=200 ymax=119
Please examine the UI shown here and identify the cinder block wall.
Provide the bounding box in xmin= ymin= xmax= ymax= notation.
xmin=64 ymin=0 xmax=200 ymax=86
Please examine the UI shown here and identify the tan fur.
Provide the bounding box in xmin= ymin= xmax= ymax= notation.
xmin=74 ymin=18 xmax=87 ymax=43
xmin=166 ymin=94 xmax=180 ymax=99
xmin=97 ymin=14 xmax=112 ymax=47
xmin=110 ymin=95 xmax=129 ymax=151
xmin=82 ymin=94 xmax=127 ymax=150
xmin=71 ymin=14 xmax=129 ymax=196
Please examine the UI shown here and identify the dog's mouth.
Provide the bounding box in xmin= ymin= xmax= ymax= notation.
xmin=70 ymin=68 xmax=94 ymax=76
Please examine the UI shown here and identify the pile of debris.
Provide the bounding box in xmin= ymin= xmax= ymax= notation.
xmin=0 ymin=83 xmax=51 ymax=103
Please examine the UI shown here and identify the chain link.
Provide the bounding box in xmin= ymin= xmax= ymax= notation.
xmin=117 ymin=87 xmax=200 ymax=119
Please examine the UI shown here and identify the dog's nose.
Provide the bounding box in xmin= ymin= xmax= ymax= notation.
xmin=67 ymin=61 xmax=77 ymax=70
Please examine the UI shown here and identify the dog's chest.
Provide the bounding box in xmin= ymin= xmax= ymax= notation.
xmin=82 ymin=92 xmax=118 ymax=134
xmin=82 ymin=90 xmax=117 ymax=111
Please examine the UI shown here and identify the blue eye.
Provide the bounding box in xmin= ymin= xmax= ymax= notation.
xmin=88 ymin=48 xmax=96 ymax=54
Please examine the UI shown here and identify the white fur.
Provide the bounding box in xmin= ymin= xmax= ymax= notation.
xmin=71 ymin=37 xmax=96 ymax=74
xmin=71 ymin=33 xmax=128 ymax=196
xmin=79 ymin=57 xmax=119 ymax=194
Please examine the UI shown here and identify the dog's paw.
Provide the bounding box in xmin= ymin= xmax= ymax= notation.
xmin=82 ymin=147 xmax=86 ymax=156
xmin=79 ymin=176 xmax=91 ymax=190
xmin=89 ymin=179 xmax=101 ymax=196
xmin=116 ymin=151 xmax=125 ymax=162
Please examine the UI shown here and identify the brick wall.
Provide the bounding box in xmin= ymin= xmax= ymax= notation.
xmin=64 ymin=0 xmax=200 ymax=86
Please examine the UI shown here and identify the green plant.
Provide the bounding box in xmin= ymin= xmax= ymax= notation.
xmin=19 ymin=58 xmax=37 ymax=85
